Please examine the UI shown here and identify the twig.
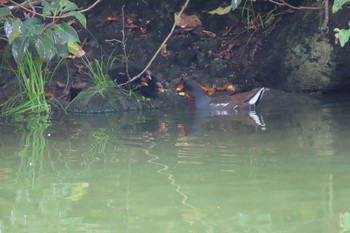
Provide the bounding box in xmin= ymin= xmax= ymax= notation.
xmin=121 ymin=5 xmax=131 ymax=89
xmin=122 ymin=0 xmax=191 ymax=85
xmin=6 ymin=0 xmax=102 ymax=19
xmin=267 ymin=0 xmax=322 ymax=10
xmin=79 ymin=0 xmax=102 ymax=13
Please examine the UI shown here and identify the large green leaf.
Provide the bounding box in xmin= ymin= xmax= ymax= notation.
xmin=22 ymin=17 xmax=43 ymax=38
xmin=0 ymin=8 xmax=12 ymax=18
xmin=4 ymin=19 xmax=22 ymax=44
xmin=35 ymin=31 xmax=56 ymax=61
xmin=332 ymin=0 xmax=349 ymax=13
xmin=67 ymin=11 xmax=87 ymax=28
xmin=55 ymin=42 xmax=69 ymax=58
xmin=60 ymin=0 xmax=78 ymax=13
xmin=11 ymin=36 xmax=29 ymax=63
xmin=52 ymin=23 xmax=80 ymax=44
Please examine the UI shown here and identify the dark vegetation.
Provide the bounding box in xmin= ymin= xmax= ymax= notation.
xmin=0 ymin=0 xmax=348 ymax=117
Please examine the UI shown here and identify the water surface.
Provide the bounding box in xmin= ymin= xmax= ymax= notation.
xmin=1 ymin=95 xmax=350 ymax=233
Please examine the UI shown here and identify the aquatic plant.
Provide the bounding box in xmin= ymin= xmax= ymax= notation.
xmin=0 ymin=0 xmax=99 ymax=117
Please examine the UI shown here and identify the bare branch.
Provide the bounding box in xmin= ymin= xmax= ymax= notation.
xmin=267 ymin=0 xmax=322 ymax=10
xmin=6 ymin=0 xmax=102 ymax=19
xmin=121 ymin=0 xmax=191 ymax=85
xmin=320 ymin=0 xmax=329 ymax=31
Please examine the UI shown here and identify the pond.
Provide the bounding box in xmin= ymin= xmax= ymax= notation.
xmin=0 ymin=93 xmax=350 ymax=233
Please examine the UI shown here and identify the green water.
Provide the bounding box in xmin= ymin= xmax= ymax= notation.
xmin=1 ymin=98 xmax=350 ymax=233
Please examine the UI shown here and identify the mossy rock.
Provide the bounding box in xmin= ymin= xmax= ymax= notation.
xmin=66 ymin=87 xmax=186 ymax=113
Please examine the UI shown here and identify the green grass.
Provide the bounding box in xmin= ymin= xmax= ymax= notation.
xmin=0 ymin=52 xmax=51 ymax=117
xmin=81 ymin=54 xmax=118 ymax=94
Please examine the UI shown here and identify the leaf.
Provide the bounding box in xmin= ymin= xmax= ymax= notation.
xmin=208 ymin=5 xmax=233 ymax=15
xmin=35 ymin=31 xmax=56 ymax=61
xmin=67 ymin=41 xmax=85 ymax=57
xmin=52 ymin=23 xmax=80 ymax=44
xmin=60 ymin=0 xmax=78 ymax=13
xmin=4 ymin=19 xmax=22 ymax=44
xmin=0 ymin=7 xmax=12 ymax=18
xmin=231 ymin=0 xmax=243 ymax=10
xmin=22 ymin=17 xmax=43 ymax=37
xmin=337 ymin=29 xmax=350 ymax=47
xmin=42 ymin=0 xmax=60 ymax=17
xmin=332 ymin=0 xmax=349 ymax=13
xmin=174 ymin=12 xmax=202 ymax=30
xmin=11 ymin=36 xmax=29 ymax=63
xmin=55 ymin=42 xmax=69 ymax=58
xmin=67 ymin=11 xmax=87 ymax=28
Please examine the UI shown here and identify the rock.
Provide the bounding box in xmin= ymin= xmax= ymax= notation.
xmin=253 ymin=1 xmax=350 ymax=93
xmin=65 ymin=87 xmax=186 ymax=113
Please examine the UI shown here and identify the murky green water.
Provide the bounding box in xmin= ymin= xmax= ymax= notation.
xmin=1 ymin=95 xmax=350 ymax=233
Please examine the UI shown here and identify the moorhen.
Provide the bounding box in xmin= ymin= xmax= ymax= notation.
xmin=108 ymin=64 xmax=164 ymax=98
xmin=177 ymin=79 xmax=266 ymax=110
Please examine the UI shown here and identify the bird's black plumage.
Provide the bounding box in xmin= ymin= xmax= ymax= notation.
xmin=108 ymin=64 xmax=163 ymax=98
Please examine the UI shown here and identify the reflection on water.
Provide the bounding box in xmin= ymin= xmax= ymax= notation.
xmin=1 ymin=96 xmax=350 ymax=233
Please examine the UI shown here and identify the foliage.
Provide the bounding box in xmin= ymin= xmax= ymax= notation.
xmin=334 ymin=28 xmax=350 ymax=47
xmin=332 ymin=0 xmax=349 ymax=13
xmin=333 ymin=0 xmax=350 ymax=47
xmin=81 ymin=55 xmax=116 ymax=94
xmin=0 ymin=0 xmax=86 ymax=64
xmin=0 ymin=52 xmax=51 ymax=116
xmin=0 ymin=0 xmax=87 ymax=116
xmin=208 ymin=0 xmax=253 ymax=15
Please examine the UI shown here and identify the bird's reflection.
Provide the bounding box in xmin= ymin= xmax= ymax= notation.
xmin=179 ymin=108 xmax=267 ymax=137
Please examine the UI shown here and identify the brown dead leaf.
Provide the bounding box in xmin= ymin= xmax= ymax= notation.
xmin=0 ymin=0 xmax=10 ymax=4
xmin=46 ymin=89 xmax=56 ymax=100
xmin=107 ymin=16 xmax=120 ymax=22
xmin=175 ymin=12 xmax=202 ymax=31
xmin=214 ymin=84 xmax=237 ymax=92
xmin=199 ymin=83 xmax=238 ymax=95
xmin=200 ymin=84 xmax=216 ymax=95
xmin=56 ymin=81 xmax=66 ymax=88
xmin=226 ymin=84 xmax=236 ymax=92
xmin=72 ymin=82 xmax=87 ymax=90
xmin=160 ymin=44 xmax=169 ymax=56
xmin=74 ymin=64 xmax=85 ymax=73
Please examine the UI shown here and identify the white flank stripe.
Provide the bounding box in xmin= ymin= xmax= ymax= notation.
xmin=249 ymin=88 xmax=265 ymax=105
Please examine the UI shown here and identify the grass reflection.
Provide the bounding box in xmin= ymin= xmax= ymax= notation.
xmin=8 ymin=115 xmax=91 ymax=232
xmin=16 ymin=115 xmax=50 ymax=187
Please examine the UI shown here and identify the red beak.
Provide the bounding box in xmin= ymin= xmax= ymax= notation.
xmin=146 ymin=70 xmax=152 ymax=80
